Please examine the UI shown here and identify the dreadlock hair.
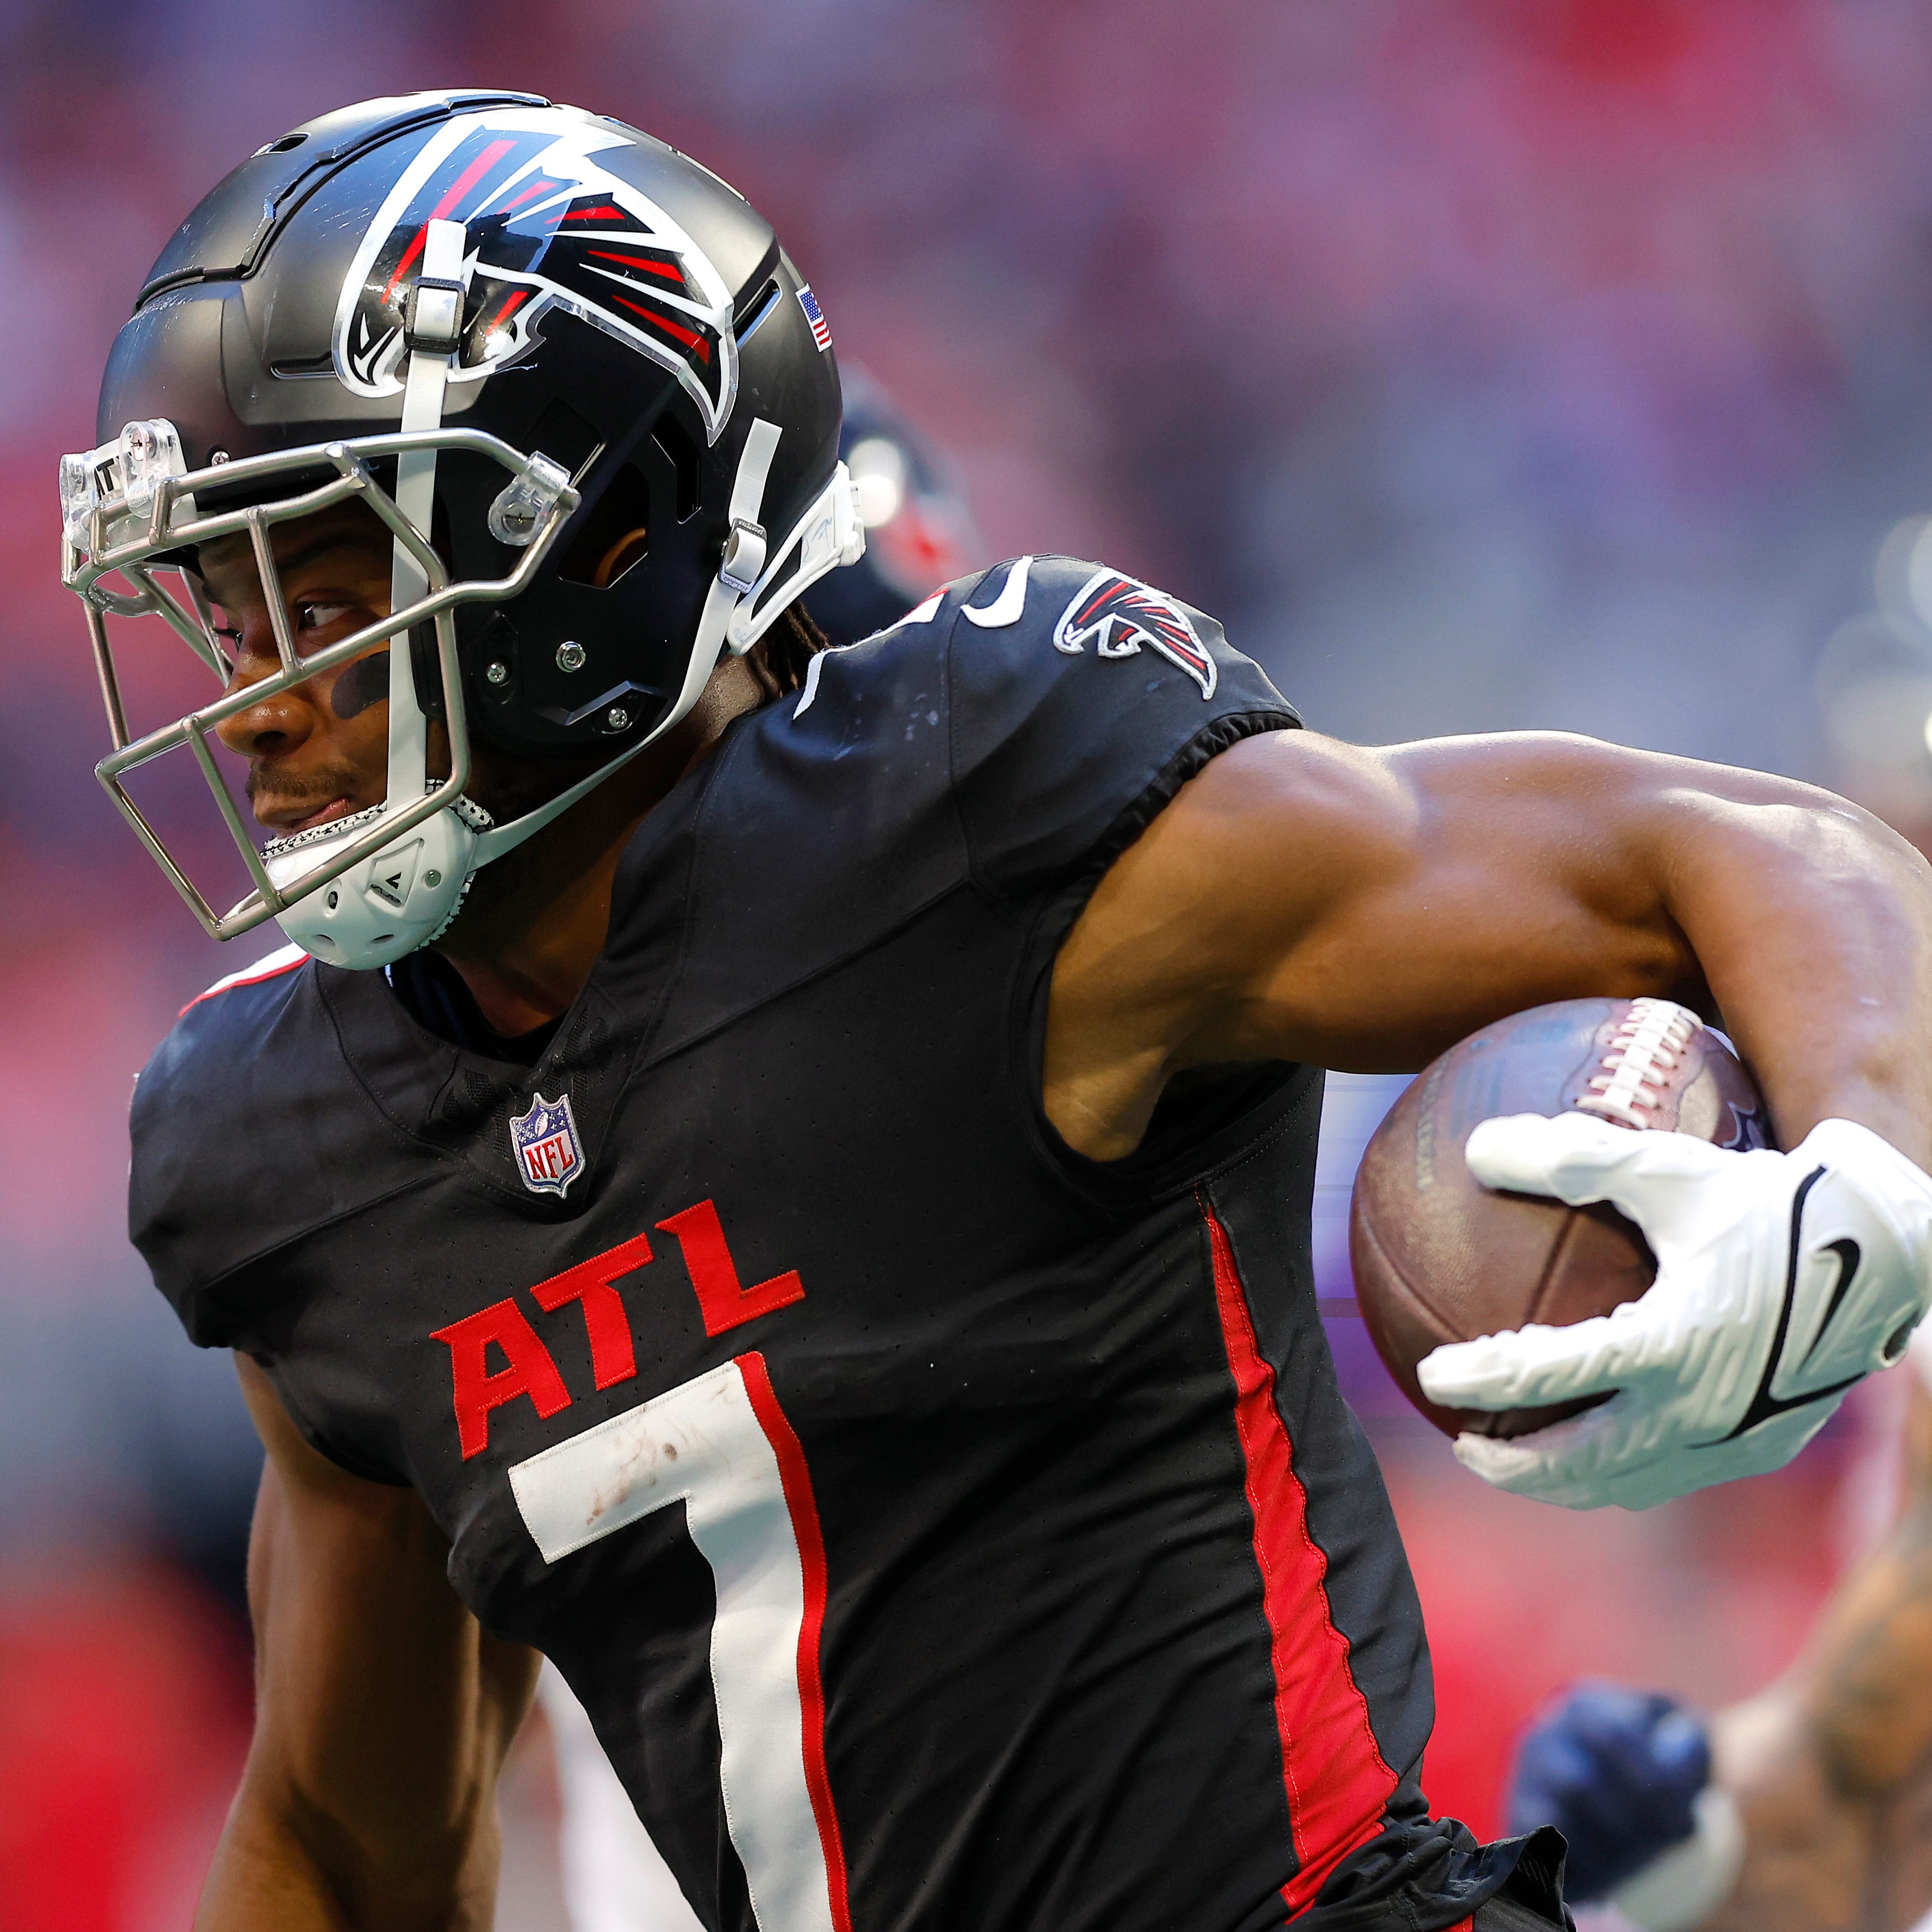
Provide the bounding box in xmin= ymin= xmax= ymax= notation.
xmin=748 ymin=598 xmax=830 ymax=700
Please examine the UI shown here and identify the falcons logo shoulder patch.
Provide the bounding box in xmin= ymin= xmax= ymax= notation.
xmin=1051 ymin=570 xmax=1216 ymax=699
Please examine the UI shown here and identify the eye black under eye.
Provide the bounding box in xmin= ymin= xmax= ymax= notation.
xmin=330 ymin=649 xmax=390 ymax=721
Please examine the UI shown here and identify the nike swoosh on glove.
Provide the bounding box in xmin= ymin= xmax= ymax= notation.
xmin=1416 ymin=1113 xmax=1932 ymax=1509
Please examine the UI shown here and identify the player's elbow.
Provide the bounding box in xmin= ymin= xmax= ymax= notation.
xmin=208 ymin=1750 xmax=501 ymax=1932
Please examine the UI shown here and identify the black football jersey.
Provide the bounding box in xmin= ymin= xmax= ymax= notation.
xmin=131 ymin=557 xmax=1532 ymax=1932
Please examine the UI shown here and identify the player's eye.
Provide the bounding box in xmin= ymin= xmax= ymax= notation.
xmin=296 ymin=601 xmax=357 ymax=632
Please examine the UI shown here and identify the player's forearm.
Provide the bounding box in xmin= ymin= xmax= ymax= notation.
xmin=197 ymin=1763 xmax=500 ymax=1932
xmin=1796 ymin=1390 xmax=1932 ymax=1799
xmin=1648 ymin=778 xmax=1932 ymax=1165
xmin=1700 ymin=1393 xmax=1932 ymax=1931
xmin=1695 ymin=1692 xmax=1871 ymax=1932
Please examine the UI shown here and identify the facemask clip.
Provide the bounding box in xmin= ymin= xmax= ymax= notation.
xmin=489 ymin=451 xmax=574 ymax=547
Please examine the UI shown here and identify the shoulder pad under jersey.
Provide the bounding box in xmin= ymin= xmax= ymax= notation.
xmin=637 ymin=555 xmax=1298 ymax=1055
xmin=128 ymin=945 xmax=428 ymax=1346
xmin=937 ymin=554 xmax=1299 ymax=891
xmin=786 ymin=553 xmax=1298 ymax=890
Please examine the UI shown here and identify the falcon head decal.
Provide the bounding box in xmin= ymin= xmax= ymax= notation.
xmin=1052 ymin=570 xmax=1217 ymax=699
xmin=333 ymin=108 xmax=738 ymax=441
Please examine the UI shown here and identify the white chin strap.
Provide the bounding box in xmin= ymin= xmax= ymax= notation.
xmin=266 ymin=229 xmax=825 ymax=973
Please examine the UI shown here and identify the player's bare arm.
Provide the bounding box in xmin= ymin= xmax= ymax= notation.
xmin=1697 ymin=1366 xmax=1932 ymax=1932
xmin=1047 ymin=728 xmax=1932 ymax=1165
xmin=1053 ymin=729 xmax=1932 ymax=1511
xmin=1507 ymin=1346 xmax=1932 ymax=1930
xmin=202 ymin=1358 xmax=539 ymax=1932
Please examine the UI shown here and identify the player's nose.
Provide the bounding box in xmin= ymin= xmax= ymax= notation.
xmin=214 ymin=629 xmax=319 ymax=759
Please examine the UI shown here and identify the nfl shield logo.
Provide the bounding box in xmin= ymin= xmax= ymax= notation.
xmin=510 ymin=1092 xmax=584 ymax=1198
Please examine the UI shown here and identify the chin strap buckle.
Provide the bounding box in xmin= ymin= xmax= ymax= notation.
xmin=719 ymin=515 xmax=768 ymax=596
xmin=405 ymin=276 xmax=467 ymax=357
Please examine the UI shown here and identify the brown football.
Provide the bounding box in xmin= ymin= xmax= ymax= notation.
xmin=1349 ymin=997 xmax=1768 ymax=1439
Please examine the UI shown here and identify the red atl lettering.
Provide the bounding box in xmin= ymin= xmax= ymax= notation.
xmin=430 ymin=1299 xmax=573 ymax=1460
xmin=529 ymin=1230 xmax=654 ymax=1391
xmin=433 ymin=1206 xmax=807 ymax=1456
xmin=657 ymin=1198 xmax=807 ymax=1337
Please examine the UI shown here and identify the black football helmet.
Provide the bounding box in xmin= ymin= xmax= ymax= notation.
xmin=62 ymin=90 xmax=860 ymax=967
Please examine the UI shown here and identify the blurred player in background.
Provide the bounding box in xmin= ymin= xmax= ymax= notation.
xmin=536 ymin=369 xmax=975 ymax=1932
xmin=1506 ymin=1326 xmax=1932 ymax=1932
xmin=798 ymin=369 xmax=975 ymax=646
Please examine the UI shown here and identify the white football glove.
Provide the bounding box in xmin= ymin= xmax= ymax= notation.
xmin=1416 ymin=1113 xmax=1932 ymax=1509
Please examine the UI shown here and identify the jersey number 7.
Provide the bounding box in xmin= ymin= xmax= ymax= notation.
xmin=509 ymin=1352 xmax=853 ymax=1932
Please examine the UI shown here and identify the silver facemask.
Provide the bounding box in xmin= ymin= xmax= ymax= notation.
xmin=62 ymin=217 xmax=861 ymax=969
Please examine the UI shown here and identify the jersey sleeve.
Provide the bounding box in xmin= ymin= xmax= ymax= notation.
xmin=128 ymin=952 xmax=401 ymax=1354
xmin=941 ymin=554 xmax=1299 ymax=896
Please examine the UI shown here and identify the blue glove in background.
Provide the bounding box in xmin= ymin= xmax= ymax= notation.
xmin=1505 ymin=1682 xmax=1711 ymax=1902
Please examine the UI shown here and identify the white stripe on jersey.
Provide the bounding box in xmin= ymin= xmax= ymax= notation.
xmin=184 ymin=943 xmax=308 ymax=1010
xmin=512 ymin=1360 xmax=837 ymax=1932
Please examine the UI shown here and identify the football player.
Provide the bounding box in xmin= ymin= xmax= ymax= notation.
xmin=800 ymin=367 xmax=976 ymax=647
xmin=66 ymin=91 xmax=1932 ymax=1932
xmin=1506 ymin=1326 xmax=1932 ymax=1932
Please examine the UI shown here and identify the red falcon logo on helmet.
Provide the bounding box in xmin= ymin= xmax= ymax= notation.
xmin=1052 ymin=570 xmax=1217 ymax=699
xmin=333 ymin=107 xmax=739 ymax=441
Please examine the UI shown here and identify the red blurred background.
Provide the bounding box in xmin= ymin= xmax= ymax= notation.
xmin=10 ymin=0 xmax=1932 ymax=1922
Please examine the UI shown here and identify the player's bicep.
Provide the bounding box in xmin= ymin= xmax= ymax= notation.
xmin=234 ymin=1356 xmax=537 ymax=1884
xmin=1270 ymin=733 xmax=1701 ymax=1063
xmin=1079 ymin=727 xmax=1692 ymax=1073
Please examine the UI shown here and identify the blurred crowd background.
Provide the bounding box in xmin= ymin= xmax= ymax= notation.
xmin=9 ymin=0 xmax=1932 ymax=1924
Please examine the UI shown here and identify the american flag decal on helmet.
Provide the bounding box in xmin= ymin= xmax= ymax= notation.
xmin=1052 ymin=571 xmax=1217 ymax=699
xmin=333 ymin=107 xmax=740 ymax=441
xmin=796 ymin=284 xmax=833 ymax=352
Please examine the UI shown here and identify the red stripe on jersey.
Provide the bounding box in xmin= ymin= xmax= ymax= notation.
xmin=1199 ymin=1192 xmax=1398 ymax=1913
xmin=737 ymin=1351 xmax=853 ymax=1932
xmin=178 ymin=949 xmax=307 ymax=1016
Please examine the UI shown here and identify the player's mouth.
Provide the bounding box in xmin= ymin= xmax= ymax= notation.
xmin=249 ymin=766 xmax=381 ymax=835
xmin=283 ymin=795 xmax=357 ymax=833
